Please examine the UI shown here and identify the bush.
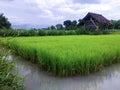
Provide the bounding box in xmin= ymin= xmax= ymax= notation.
xmin=0 ymin=48 xmax=24 ymax=90
xmin=38 ymin=30 xmax=46 ymax=36
xmin=66 ymin=30 xmax=76 ymax=35
xmin=76 ymin=27 xmax=89 ymax=35
xmin=0 ymin=28 xmax=111 ymax=37
xmin=0 ymin=29 xmax=18 ymax=37
xmin=28 ymin=30 xmax=38 ymax=36
xmin=0 ymin=29 xmax=5 ymax=36
xmin=6 ymin=30 xmax=18 ymax=36
xmin=102 ymin=30 xmax=109 ymax=34
xmin=47 ymin=30 xmax=59 ymax=36
xmin=57 ymin=30 xmax=66 ymax=35
xmin=90 ymin=29 xmax=110 ymax=35
xmin=91 ymin=30 xmax=102 ymax=35
xmin=18 ymin=30 xmax=29 ymax=36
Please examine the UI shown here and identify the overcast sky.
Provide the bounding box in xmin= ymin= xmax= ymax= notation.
xmin=0 ymin=0 xmax=120 ymax=28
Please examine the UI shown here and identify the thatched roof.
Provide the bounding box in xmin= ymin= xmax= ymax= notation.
xmin=82 ymin=12 xmax=111 ymax=24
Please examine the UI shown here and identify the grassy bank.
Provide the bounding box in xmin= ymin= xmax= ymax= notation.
xmin=0 ymin=35 xmax=120 ymax=76
xmin=0 ymin=48 xmax=24 ymax=90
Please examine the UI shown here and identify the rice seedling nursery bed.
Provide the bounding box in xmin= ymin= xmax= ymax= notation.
xmin=0 ymin=35 xmax=120 ymax=76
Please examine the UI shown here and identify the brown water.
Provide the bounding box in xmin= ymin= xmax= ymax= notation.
xmin=9 ymin=54 xmax=120 ymax=90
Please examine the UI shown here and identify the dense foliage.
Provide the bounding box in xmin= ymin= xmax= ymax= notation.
xmin=0 ymin=48 xmax=24 ymax=90
xmin=52 ymin=19 xmax=120 ymax=30
xmin=109 ymin=20 xmax=120 ymax=29
xmin=0 ymin=28 xmax=113 ymax=37
xmin=63 ymin=20 xmax=77 ymax=30
xmin=1 ymin=35 xmax=120 ymax=76
xmin=0 ymin=14 xmax=11 ymax=29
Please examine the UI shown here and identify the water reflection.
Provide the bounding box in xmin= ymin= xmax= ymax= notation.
xmin=10 ymin=54 xmax=120 ymax=90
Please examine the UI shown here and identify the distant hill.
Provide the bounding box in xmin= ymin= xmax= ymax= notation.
xmin=11 ymin=24 xmax=48 ymax=29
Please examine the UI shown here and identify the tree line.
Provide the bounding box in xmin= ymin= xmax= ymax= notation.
xmin=47 ymin=20 xmax=79 ymax=30
xmin=0 ymin=13 xmax=120 ymax=30
xmin=49 ymin=19 xmax=120 ymax=30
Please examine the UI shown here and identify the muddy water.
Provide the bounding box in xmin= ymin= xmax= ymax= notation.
xmin=9 ymin=54 xmax=120 ymax=90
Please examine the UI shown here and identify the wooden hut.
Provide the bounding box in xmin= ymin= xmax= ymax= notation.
xmin=82 ymin=12 xmax=111 ymax=29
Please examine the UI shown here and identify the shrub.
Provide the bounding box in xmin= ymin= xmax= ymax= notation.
xmin=0 ymin=29 xmax=5 ymax=36
xmin=91 ymin=30 xmax=102 ymax=35
xmin=66 ymin=30 xmax=76 ymax=35
xmin=0 ymin=29 xmax=18 ymax=37
xmin=102 ymin=30 xmax=109 ymax=34
xmin=76 ymin=27 xmax=89 ymax=35
xmin=57 ymin=30 xmax=66 ymax=35
xmin=0 ymin=28 xmax=111 ymax=37
xmin=38 ymin=30 xmax=46 ymax=36
xmin=28 ymin=30 xmax=38 ymax=36
xmin=18 ymin=30 xmax=29 ymax=36
xmin=0 ymin=48 xmax=24 ymax=90
xmin=47 ymin=30 xmax=59 ymax=36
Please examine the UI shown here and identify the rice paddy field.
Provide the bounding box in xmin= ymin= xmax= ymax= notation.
xmin=0 ymin=35 xmax=120 ymax=76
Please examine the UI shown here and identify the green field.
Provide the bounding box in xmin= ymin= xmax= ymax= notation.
xmin=1 ymin=35 xmax=120 ymax=76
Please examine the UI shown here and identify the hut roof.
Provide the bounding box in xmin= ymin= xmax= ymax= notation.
xmin=83 ymin=12 xmax=111 ymax=24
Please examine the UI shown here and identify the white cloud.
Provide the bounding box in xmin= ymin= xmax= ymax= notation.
xmin=0 ymin=0 xmax=120 ymax=28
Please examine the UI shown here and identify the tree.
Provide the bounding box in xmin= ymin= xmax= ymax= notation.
xmin=56 ymin=24 xmax=63 ymax=30
xmin=77 ymin=19 xmax=84 ymax=28
xmin=114 ymin=20 xmax=120 ymax=29
xmin=106 ymin=20 xmax=120 ymax=29
xmin=63 ymin=20 xmax=72 ymax=30
xmin=50 ymin=25 xmax=56 ymax=30
xmin=63 ymin=20 xmax=78 ymax=30
xmin=71 ymin=20 xmax=77 ymax=30
xmin=0 ymin=13 xmax=11 ymax=29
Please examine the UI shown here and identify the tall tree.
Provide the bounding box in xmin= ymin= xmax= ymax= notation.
xmin=56 ymin=24 xmax=63 ymax=30
xmin=71 ymin=20 xmax=77 ymax=30
xmin=63 ymin=20 xmax=72 ymax=30
xmin=50 ymin=25 xmax=56 ymax=30
xmin=77 ymin=19 xmax=84 ymax=28
xmin=0 ymin=13 xmax=11 ymax=29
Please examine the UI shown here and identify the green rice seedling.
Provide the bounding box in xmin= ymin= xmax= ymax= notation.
xmin=0 ymin=35 xmax=120 ymax=76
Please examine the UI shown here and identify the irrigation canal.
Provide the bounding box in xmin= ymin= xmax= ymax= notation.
xmin=8 ymin=53 xmax=120 ymax=90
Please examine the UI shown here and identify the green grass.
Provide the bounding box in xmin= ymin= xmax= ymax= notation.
xmin=0 ymin=48 xmax=24 ymax=90
xmin=0 ymin=35 xmax=120 ymax=76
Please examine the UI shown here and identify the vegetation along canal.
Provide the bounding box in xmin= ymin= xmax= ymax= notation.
xmin=1 ymin=2 xmax=120 ymax=90
xmin=8 ymin=53 xmax=120 ymax=90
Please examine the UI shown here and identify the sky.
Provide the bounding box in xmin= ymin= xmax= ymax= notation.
xmin=0 ymin=0 xmax=120 ymax=28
